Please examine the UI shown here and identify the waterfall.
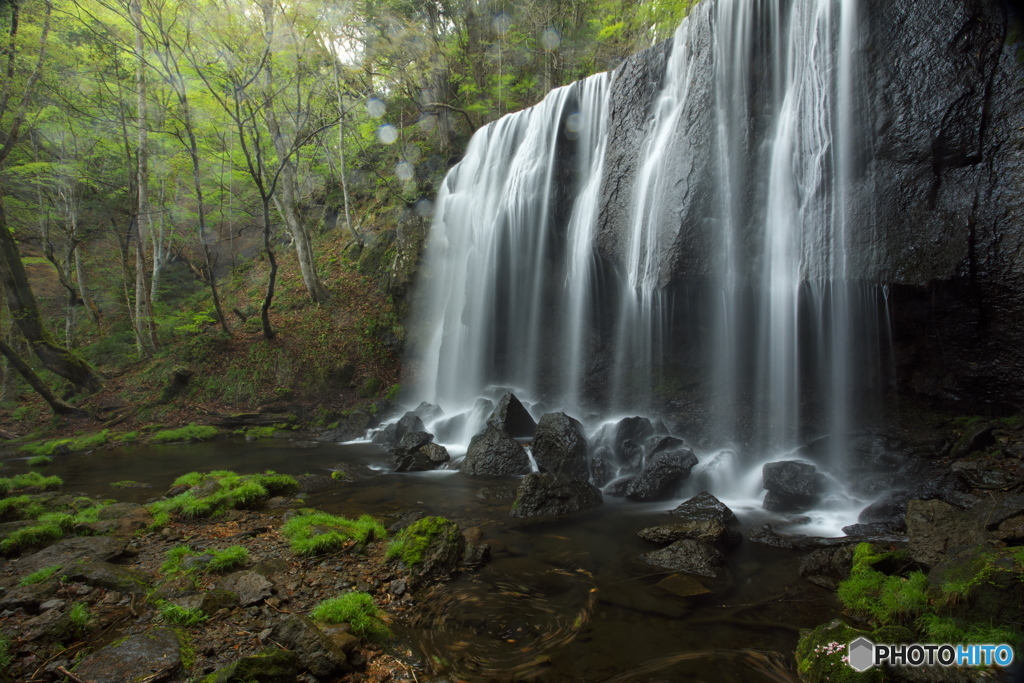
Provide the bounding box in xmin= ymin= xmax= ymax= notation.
xmin=413 ymin=73 xmax=611 ymax=415
xmin=412 ymin=0 xmax=884 ymax=496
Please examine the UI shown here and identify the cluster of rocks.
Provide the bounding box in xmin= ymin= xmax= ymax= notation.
xmin=0 ymin=483 xmax=493 ymax=683
xmin=372 ymin=403 xmax=450 ymax=472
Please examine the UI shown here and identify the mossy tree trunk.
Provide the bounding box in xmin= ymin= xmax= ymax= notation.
xmin=0 ymin=201 xmax=103 ymax=395
xmin=0 ymin=338 xmax=86 ymax=416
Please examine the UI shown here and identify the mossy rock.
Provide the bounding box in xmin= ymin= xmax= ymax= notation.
xmin=796 ymin=620 xmax=886 ymax=682
xmin=199 ymin=648 xmax=298 ymax=683
xmin=385 ymin=516 xmax=465 ymax=588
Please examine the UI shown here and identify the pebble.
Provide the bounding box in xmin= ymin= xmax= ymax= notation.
xmin=259 ymin=628 xmax=273 ymax=641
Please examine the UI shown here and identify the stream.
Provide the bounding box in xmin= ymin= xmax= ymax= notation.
xmin=18 ymin=438 xmax=843 ymax=682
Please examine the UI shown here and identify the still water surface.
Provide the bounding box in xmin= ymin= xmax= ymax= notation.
xmin=26 ymin=439 xmax=838 ymax=682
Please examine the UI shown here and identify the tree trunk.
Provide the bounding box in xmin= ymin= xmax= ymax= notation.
xmin=0 ymin=338 xmax=86 ymax=416
xmin=132 ymin=0 xmax=157 ymax=356
xmin=260 ymin=197 xmax=277 ymax=339
xmin=74 ymin=246 xmax=99 ymax=325
xmin=331 ymin=59 xmax=360 ymax=245
xmin=271 ymin=181 xmax=326 ymax=302
xmin=265 ymin=122 xmax=327 ymax=303
xmin=0 ymin=200 xmax=103 ymax=395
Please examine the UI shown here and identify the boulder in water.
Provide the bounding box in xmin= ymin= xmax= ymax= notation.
xmin=612 ymin=417 xmax=654 ymax=463
xmin=390 ymin=430 xmax=434 ymax=459
xmin=667 ymin=491 xmax=737 ymax=524
xmin=461 ymin=425 xmax=530 ymax=476
xmin=590 ymin=448 xmax=614 ymax=488
xmin=372 ymin=411 xmax=426 ymax=449
xmin=639 ymin=539 xmax=728 ymax=580
xmin=510 ymin=473 xmax=603 ymax=517
xmin=638 ymin=519 xmax=741 ymax=548
xmin=645 ymin=435 xmax=687 ymax=457
xmin=532 ymin=412 xmax=589 ymax=481
xmin=761 ymin=461 xmax=818 ymax=512
xmin=746 ymin=524 xmax=794 ymax=549
xmin=395 ymin=442 xmax=450 ymax=472
xmin=410 ymin=401 xmax=444 ymax=423
xmin=625 ymin=449 xmax=698 ymax=501
xmin=487 ymin=392 xmax=537 ymax=438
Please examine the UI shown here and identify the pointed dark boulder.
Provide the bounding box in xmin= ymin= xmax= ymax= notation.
xmin=487 ymin=392 xmax=536 ymax=438
xmin=532 ymin=412 xmax=589 ymax=481
xmin=462 ymin=424 xmax=530 ymax=476
xmin=668 ymin=491 xmax=737 ymax=524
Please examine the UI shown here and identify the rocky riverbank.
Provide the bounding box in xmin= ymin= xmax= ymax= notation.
xmin=0 ymin=469 xmax=483 ymax=683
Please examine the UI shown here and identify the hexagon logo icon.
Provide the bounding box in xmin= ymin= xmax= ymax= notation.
xmin=848 ymin=637 xmax=875 ymax=672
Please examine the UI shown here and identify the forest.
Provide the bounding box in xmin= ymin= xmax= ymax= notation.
xmin=0 ymin=0 xmax=696 ymax=428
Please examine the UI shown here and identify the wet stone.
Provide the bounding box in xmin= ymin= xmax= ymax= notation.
xmin=75 ymin=627 xmax=182 ymax=683
xmin=17 ymin=536 xmax=127 ymax=575
xmin=216 ymin=570 xmax=273 ymax=606
xmin=639 ymin=539 xmax=728 ymax=580
xmin=746 ymin=524 xmax=794 ymax=549
xmin=510 ymin=473 xmax=603 ymax=518
xmin=667 ymin=491 xmax=737 ymax=524
xmin=638 ymin=520 xmax=741 ymax=548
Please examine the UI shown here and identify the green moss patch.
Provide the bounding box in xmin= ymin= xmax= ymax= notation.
xmin=796 ymin=620 xmax=885 ymax=683
xmin=280 ymin=511 xmax=385 ymax=556
xmin=0 ymin=495 xmax=45 ymax=521
xmin=0 ymin=499 xmax=111 ymax=555
xmin=161 ymin=544 xmax=250 ymax=575
xmin=385 ymin=516 xmax=458 ymax=567
xmin=20 ymin=430 xmax=109 ymax=456
xmin=156 ymin=600 xmax=208 ymax=627
xmin=148 ymin=470 xmax=298 ymax=527
xmin=150 ymin=424 xmax=220 ymax=444
xmin=0 ymin=471 xmax=64 ymax=494
xmin=18 ymin=564 xmax=62 ymax=586
xmin=309 ymin=592 xmax=390 ymax=644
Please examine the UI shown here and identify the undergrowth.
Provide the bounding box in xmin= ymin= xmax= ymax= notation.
xmin=280 ymin=511 xmax=385 ymax=556
xmin=309 ymin=592 xmax=390 ymax=644
xmin=147 ymin=470 xmax=298 ymax=527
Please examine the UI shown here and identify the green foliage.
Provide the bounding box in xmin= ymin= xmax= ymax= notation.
xmin=0 ymin=495 xmax=45 ymax=521
xmin=0 ymin=519 xmax=63 ymax=554
xmin=359 ymin=376 xmax=382 ymax=398
xmin=28 ymin=455 xmax=52 ymax=466
xmin=280 ymin=511 xmax=385 ymax=556
xmin=157 ymin=600 xmax=208 ymax=627
xmin=149 ymin=470 xmax=298 ymax=526
xmin=916 ymin=613 xmax=1022 ymax=647
xmin=110 ymin=480 xmax=146 ymax=488
xmin=309 ymin=592 xmax=390 ymax=644
xmin=161 ymin=545 xmax=194 ymax=574
xmin=795 ymin=621 xmax=885 ymax=683
xmin=161 ymin=544 xmax=250 ymax=575
xmin=173 ymin=471 xmax=206 ymax=487
xmin=150 ymin=424 xmax=219 ymax=444
xmin=837 ymin=545 xmax=929 ymax=625
xmin=0 ymin=632 xmax=11 ymax=672
xmin=19 ymin=430 xmax=109 ymax=456
xmin=68 ymin=602 xmax=90 ymax=632
xmin=79 ymin=330 xmax=138 ymax=370
xmin=0 ymin=471 xmax=64 ymax=493
xmin=206 ymin=546 xmax=250 ymax=572
xmin=18 ymin=564 xmax=62 ymax=586
xmin=385 ymin=516 xmax=454 ymax=567
xmin=385 ymin=383 xmax=401 ymax=401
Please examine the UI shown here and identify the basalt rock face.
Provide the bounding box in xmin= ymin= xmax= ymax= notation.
xmin=595 ymin=0 xmax=1024 ymax=408
xmin=866 ymin=0 xmax=1024 ymax=408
